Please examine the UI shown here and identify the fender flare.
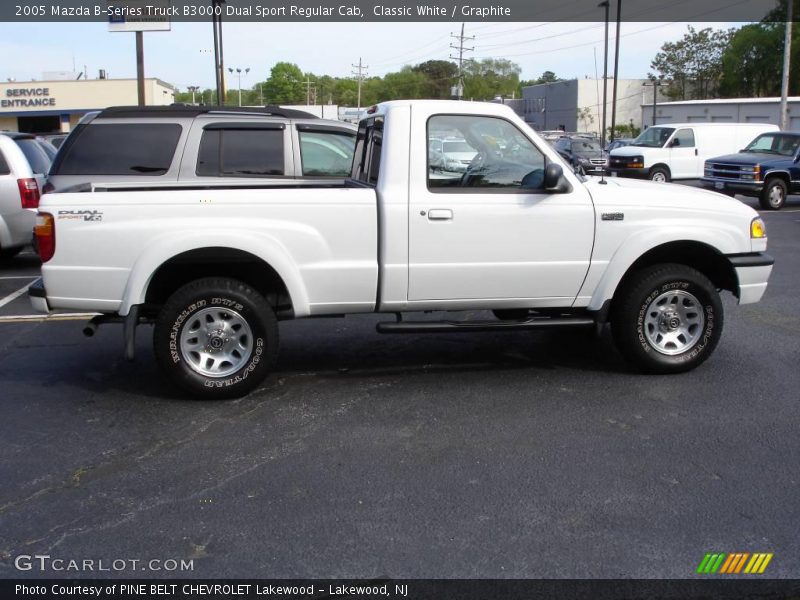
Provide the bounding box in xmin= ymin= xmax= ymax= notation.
xmin=119 ymin=230 xmax=310 ymax=317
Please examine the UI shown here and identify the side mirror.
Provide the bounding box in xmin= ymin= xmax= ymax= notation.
xmin=670 ymin=138 xmax=680 ymax=147
xmin=544 ymin=163 xmax=571 ymax=193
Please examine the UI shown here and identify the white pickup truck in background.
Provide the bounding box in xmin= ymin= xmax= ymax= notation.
xmin=29 ymin=100 xmax=774 ymax=399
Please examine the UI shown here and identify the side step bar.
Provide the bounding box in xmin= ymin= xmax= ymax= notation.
xmin=376 ymin=317 xmax=595 ymax=334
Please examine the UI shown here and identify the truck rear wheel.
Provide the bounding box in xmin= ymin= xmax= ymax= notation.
xmin=153 ymin=277 xmax=279 ymax=399
xmin=611 ymin=264 xmax=723 ymax=374
xmin=759 ymin=177 xmax=787 ymax=210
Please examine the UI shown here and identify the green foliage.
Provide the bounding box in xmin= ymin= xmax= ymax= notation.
xmin=463 ymin=58 xmax=521 ymax=101
xmin=263 ymin=62 xmax=306 ymax=104
xmin=650 ymin=26 xmax=732 ymax=100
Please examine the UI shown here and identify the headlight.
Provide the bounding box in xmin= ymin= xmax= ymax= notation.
xmin=751 ymin=217 xmax=766 ymax=239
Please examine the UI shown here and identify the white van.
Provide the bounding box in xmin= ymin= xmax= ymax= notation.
xmin=608 ymin=123 xmax=779 ymax=182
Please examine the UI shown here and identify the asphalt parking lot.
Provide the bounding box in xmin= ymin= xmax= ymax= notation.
xmin=0 ymin=194 xmax=799 ymax=580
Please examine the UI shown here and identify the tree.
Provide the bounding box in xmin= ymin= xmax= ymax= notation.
xmin=718 ymin=1 xmax=799 ymax=98
xmin=463 ymin=58 xmax=521 ymax=100
xmin=411 ymin=60 xmax=458 ymax=98
xmin=651 ymin=26 xmax=731 ymax=100
xmin=263 ymin=62 xmax=305 ymax=104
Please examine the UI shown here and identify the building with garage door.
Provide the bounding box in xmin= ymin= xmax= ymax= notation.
xmin=0 ymin=75 xmax=177 ymax=134
xmin=644 ymin=97 xmax=800 ymax=130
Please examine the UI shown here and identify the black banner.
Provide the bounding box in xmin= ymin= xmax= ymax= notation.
xmin=4 ymin=579 xmax=800 ymax=600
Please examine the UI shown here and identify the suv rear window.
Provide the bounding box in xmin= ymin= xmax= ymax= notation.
xmin=15 ymin=138 xmax=51 ymax=175
xmin=53 ymin=123 xmax=181 ymax=176
xmin=196 ymin=128 xmax=284 ymax=177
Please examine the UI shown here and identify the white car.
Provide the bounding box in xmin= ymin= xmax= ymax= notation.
xmin=31 ymin=100 xmax=773 ymax=399
xmin=0 ymin=133 xmax=49 ymax=260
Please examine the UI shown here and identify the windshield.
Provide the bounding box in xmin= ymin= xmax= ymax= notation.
xmin=743 ymin=133 xmax=800 ymax=157
xmin=632 ymin=127 xmax=675 ymax=148
xmin=572 ymin=140 xmax=602 ymax=153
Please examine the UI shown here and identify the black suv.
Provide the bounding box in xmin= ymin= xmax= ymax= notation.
xmin=553 ymin=136 xmax=608 ymax=175
xmin=46 ymin=105 xmax=357 ymax=193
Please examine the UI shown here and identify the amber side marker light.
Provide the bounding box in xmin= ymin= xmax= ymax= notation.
xmin=751 ymin=217 xmax=766 ymax=239
xmin=34 ymin=212 xmax=55 ymax=262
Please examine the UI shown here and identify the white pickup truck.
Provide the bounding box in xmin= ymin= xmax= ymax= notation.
xmin=29 ymin=100 xmax=774 ymax=399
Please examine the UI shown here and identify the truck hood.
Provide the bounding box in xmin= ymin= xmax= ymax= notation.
xmin=584 ymin=176 xmax=757 ymax=220
xmin=706 ymin=152 xmax=776 ymax=165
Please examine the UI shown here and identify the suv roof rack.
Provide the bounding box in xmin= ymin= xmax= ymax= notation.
xmin=97 ymin=105 xmax=319 ymax=119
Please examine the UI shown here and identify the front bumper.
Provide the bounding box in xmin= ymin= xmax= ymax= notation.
xmin=701 ymin=177 xmax=763 ymax=197
xmin=728 ymin=253 xmax=774 ymax=305
xmin=28 ymin=278 xmax=50 ymax=313
xmin=608 ymin=167 xmax=649 ymax=179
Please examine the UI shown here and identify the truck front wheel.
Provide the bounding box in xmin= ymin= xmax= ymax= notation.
xmin=153 ymin=277 xmax=279 ymax=399
xmin=611 ymin=264 xmax=723 ymax=373
xmin=648 ymin=166 xmax=671 ymax=183
xmin=759 ymin=178 xmax=787 ymax=210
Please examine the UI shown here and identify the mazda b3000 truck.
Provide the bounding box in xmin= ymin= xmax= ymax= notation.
xmin=29 ymin=100 xmax=774 ymax=399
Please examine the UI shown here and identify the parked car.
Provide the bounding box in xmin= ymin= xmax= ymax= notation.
xmin=39 ymin=133 xmax=68 ymax=149
xmin=35 ymin=137 xmax=59 ymax=161
xmin=428 ymin=137 xmax=478 ymax=172
xmin=609 ymin=123 xmax=779 ymax=182
xmin=554 ymin=136 xmax=608 ymax=175
xmin=701 ymin=131 xmax=800 ymax=210
xmin=45 ymin=105 xmax=357 ymax=193
xmin=0 ymin=133 xmax=48 ymax=260
xmin=31 ymin=100 xmax=773 ymax=399
xmin=606 ymin=138 xmax=634 ymax=152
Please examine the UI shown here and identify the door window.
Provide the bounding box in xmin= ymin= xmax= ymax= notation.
xmin=427 ymin=115 xmax=546 ymax=191
xmin=197 ymin=128 xmax=284 ymax=177
xmin=672 ymin=129 xmax=696 ymax=148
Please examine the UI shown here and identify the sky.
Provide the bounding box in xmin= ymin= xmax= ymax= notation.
xmin=0 ymin=20 xmax=745 ymax=91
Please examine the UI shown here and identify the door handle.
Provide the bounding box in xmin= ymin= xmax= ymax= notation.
xmin=695 ymin=148 xmax=698 ymax=156
xmin=427 ymin=209 xmax=453 ymax=221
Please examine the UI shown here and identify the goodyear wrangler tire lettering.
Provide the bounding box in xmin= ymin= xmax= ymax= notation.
xmin=611 ymin=264 xmax=723 ymax=374
xmin=154 ymin=278 xmax=279 ymax=400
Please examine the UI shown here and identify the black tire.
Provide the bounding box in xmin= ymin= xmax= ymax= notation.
xmin=0 ymin=246 xmax=23 ymax=261
xmin=153 ymin=277 xmax=279 ymax=399
xmin=611 ymin=264 xmax=723 ymax=374
xmin=759 ymin=177 xmax=787 ymax=210
xmin=648 ymin=166 xmax=671 ymax=183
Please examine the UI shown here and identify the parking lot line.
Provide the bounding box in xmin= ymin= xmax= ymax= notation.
xmin=0 ymin=282 xmax=35 ymax=309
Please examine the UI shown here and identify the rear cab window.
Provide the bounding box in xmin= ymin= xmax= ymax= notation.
xmin=51 ymin=123 xmax=181 ymax=176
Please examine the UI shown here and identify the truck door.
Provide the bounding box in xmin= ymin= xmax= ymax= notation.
xmin=407 ymin=113 xmax=594 ymax=305
xmin=668 ymin=128 xmax=699 ymax=178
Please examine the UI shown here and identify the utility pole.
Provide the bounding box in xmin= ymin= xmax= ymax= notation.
xmin=610 ymin=0 xmax=622 ymax=142
xmin=780 ymin=0 xmax=794 ymax=130
xmin=351 ymin=57 xmax=368 ymax=111
xmin=643 ymin=80 xmax=661 ymax=127
xmin=303 ymin=77 xmax=315 ymax=106
xmin=599 ymin=1 xmax=610 ymax=150
xmin=449 ymin=23 xmax=474 ymax=100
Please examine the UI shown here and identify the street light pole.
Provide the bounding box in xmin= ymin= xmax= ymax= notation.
xmin=228 ymin=67 xmax=250 ymax=106
xmin=187 ymin=85 xmax=199 ymax=104
xmin=610 ymin=0 xmax=622 ymax=142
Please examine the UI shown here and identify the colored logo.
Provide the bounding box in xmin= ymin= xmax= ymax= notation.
xmin=697 ymin=552 xmax=773 ymax=574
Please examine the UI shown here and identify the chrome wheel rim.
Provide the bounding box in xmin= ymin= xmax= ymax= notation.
xmin=179 ymin=307 xmax=253 ymax=377
xmin=651 ymin=171 xmax=667 ymax=183
xmin=768 ymin=185 xmax=784 ymax=208
xmin=643 ymin=290 xmax=705 ymax=356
